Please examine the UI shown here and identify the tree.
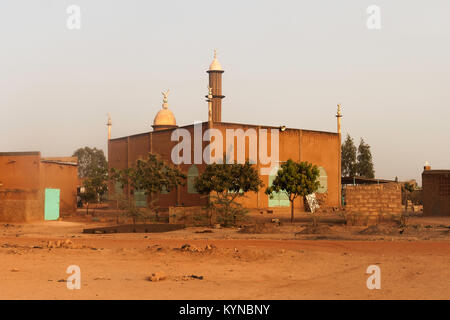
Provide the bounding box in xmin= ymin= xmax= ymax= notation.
xmin=265 ymin=160 xmax=320 ymax=223
xmin=194 ymin=161 xmax=263 ymax=226
xmin=341 ymin=134 xmax=357 ymax=177
xmin=110 ymin=153 xmax=186 ymax=224
xmin=73 ymin=147 xmax=107 ymax=179
xmin=80 ymin=166 xmax=109 ymax=213
xmin=402 ymin=182 xmax=415 ymax=213
xmin=356 ymin=138 xmax=375 ymax=178
xmin=73 ymin=147 xmax=109 ymax=207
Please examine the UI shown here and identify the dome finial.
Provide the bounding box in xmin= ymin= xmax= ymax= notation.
xmin=161 ymin=89 xmax=170 ymax=109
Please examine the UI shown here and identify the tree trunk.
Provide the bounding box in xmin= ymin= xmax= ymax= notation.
xmin=290 ymin=200 xmax=294 ymax=224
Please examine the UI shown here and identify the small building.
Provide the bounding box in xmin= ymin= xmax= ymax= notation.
xmin=0 ymin=152 xmax=78 ymax=222
xmin=422 ymin=165 xmax=450 ymax=216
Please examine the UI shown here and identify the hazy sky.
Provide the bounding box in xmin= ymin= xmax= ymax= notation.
xmin=1 ymin=0 xmax=449 ymax=184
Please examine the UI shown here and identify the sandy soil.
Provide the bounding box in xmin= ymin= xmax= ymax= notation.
xmin=0 ymin=220 xmax=449 ymax=300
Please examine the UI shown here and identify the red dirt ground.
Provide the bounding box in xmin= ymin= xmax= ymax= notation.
xmin=0 ymin=221 xmax=449 ymax=300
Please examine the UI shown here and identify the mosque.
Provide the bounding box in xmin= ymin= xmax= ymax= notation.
xmin=108 ymin=51 xmax=342 ymax=210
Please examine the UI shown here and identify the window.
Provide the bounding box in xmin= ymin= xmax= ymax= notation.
xmin=187 ymin=165 xmax=199 ymax=194
xmin=114 ymin=182 xmax=123 ymax=195
xmin=317 ymin=167 xmax=328 ymax=193
xmin=134 ymin=189 xmax=147 ymax=208
xmin=268 ymin=167 xmax=289 ymax=207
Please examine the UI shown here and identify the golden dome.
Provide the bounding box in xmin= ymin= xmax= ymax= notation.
xmin=152 ymin=89 xmax=177 ymax=130
xmin=209 ymin=49 xmax=223 ymax=71
xmin=153 ymin=108 xmax=176 ymax=126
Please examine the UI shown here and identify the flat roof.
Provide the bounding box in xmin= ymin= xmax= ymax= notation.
xmin=342 ymin=176 xmax=397 ymax=185
xmin=110 ymin=121 xmax=339 ymax=142
xmin=423 ymin=170 xmax=450 ymax=175
xmin=0 ymin=151 xmax=41 ymax=156
xmin=41 ymin=160 xmax=77 ymax=167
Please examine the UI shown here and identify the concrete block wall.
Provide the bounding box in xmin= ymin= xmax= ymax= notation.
xmin=345 ymin=183 xmax=402 ymax=214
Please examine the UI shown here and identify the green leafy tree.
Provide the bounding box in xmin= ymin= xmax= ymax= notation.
xmin=73 ymin=147 xmax=107 ymax=178
xmin=79 ymin=183 xmax=97 ymax=215
xmin=73 ymin=147 xmax=109 ymax=207
xmin=341 ymin=134 xmax=357 ymax=177
xmin=402 ymin=182 xmax=415 ymax=212
xmin=356 ymin=138 xmax=375 ymax=178
xmin=265 ymin=160 xmax=320 ymax=223
xmin=194 ymin=161 xmax=263 ymax=226
xmin=110 ymin=153 xmax=186 ymax=224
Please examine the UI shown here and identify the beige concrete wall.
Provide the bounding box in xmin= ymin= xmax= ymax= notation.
xmin=345 ymin=183 xmax=402 ymax=215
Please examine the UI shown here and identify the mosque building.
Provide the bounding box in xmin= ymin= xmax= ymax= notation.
xmin=108 ymin=51 xmax=342 ymax=210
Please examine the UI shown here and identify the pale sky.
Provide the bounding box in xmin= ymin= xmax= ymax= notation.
xmin=1 ymin=0 xmax=449 ymax=185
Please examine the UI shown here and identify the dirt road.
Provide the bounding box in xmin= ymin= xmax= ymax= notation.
xmin=1 ymin=233 xmax=449 ymax=299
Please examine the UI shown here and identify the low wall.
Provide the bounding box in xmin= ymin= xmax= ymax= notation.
xmin=344 ymin=183 xmax=402 ymax=226
xmin=0 ymin=189 xmax=43 ymax=222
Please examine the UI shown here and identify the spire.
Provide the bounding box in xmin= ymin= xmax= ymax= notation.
xmin=336 ymin=104 xmax=343 ymax=134
xmin=107 ymin=113 xmax=112 ymax=140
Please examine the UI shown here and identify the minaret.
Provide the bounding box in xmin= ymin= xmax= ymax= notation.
xmin=207 ymin=50 xmax=225 ymax=122
xmin=107 ymin=113 xmax=112 ymax=140
xmin=336 ymin=104 xmax=343 ymax=207
xmin=336 ymin=104 xmax=342 ymax=134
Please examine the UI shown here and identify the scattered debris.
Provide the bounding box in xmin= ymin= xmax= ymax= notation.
xmin=148 ymin=272 xmax=167 ymax=282
xmin=47 ymin=239 xmax=84 ymax=249
xmin=175 ymin=243 xmax=216 ymax=253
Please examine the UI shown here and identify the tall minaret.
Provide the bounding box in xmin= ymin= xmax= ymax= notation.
xmin=107 ymin=113 xmax=112 ymax=140
xmin=336 ymin=104 xmax=343 ymax=207
xmin=336 ymin=104 xmax=342 ymax=134
xmin=207 ymin=50 xmax=225 ymax=122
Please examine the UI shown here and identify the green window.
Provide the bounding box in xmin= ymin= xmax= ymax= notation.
xmin=134 ymin=189 xmax=147 ymax=208
xmin=114 ymin=182 xmax=123 ymax=195
xmin=317 ymin=167 xmax=328 ymax=193
xmin=187 ymin=165 xmax=199 ymax=194
xmin=268 ymin=167 xmax=289 ymax=207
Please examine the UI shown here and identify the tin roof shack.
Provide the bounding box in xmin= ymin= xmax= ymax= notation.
xmin=0 ymin=152 xmax=78 ymax=222
xmin=422 ymin=168 xmax=450 ymax=216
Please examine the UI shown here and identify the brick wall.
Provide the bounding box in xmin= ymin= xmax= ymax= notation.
xmin=344 ymin=183 xmax=402 ymax=225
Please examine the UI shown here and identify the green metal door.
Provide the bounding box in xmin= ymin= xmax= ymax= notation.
xmin=45 ymin=189 xmax=60 ymax=220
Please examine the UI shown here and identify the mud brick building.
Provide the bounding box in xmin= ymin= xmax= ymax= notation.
xmin=422 ymin=165 xmax=450 ymax=216
xmin=0 ymin=152 xmax=78 ymax=222
xmin=108 ymin=52 xmax=342 ymax=210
